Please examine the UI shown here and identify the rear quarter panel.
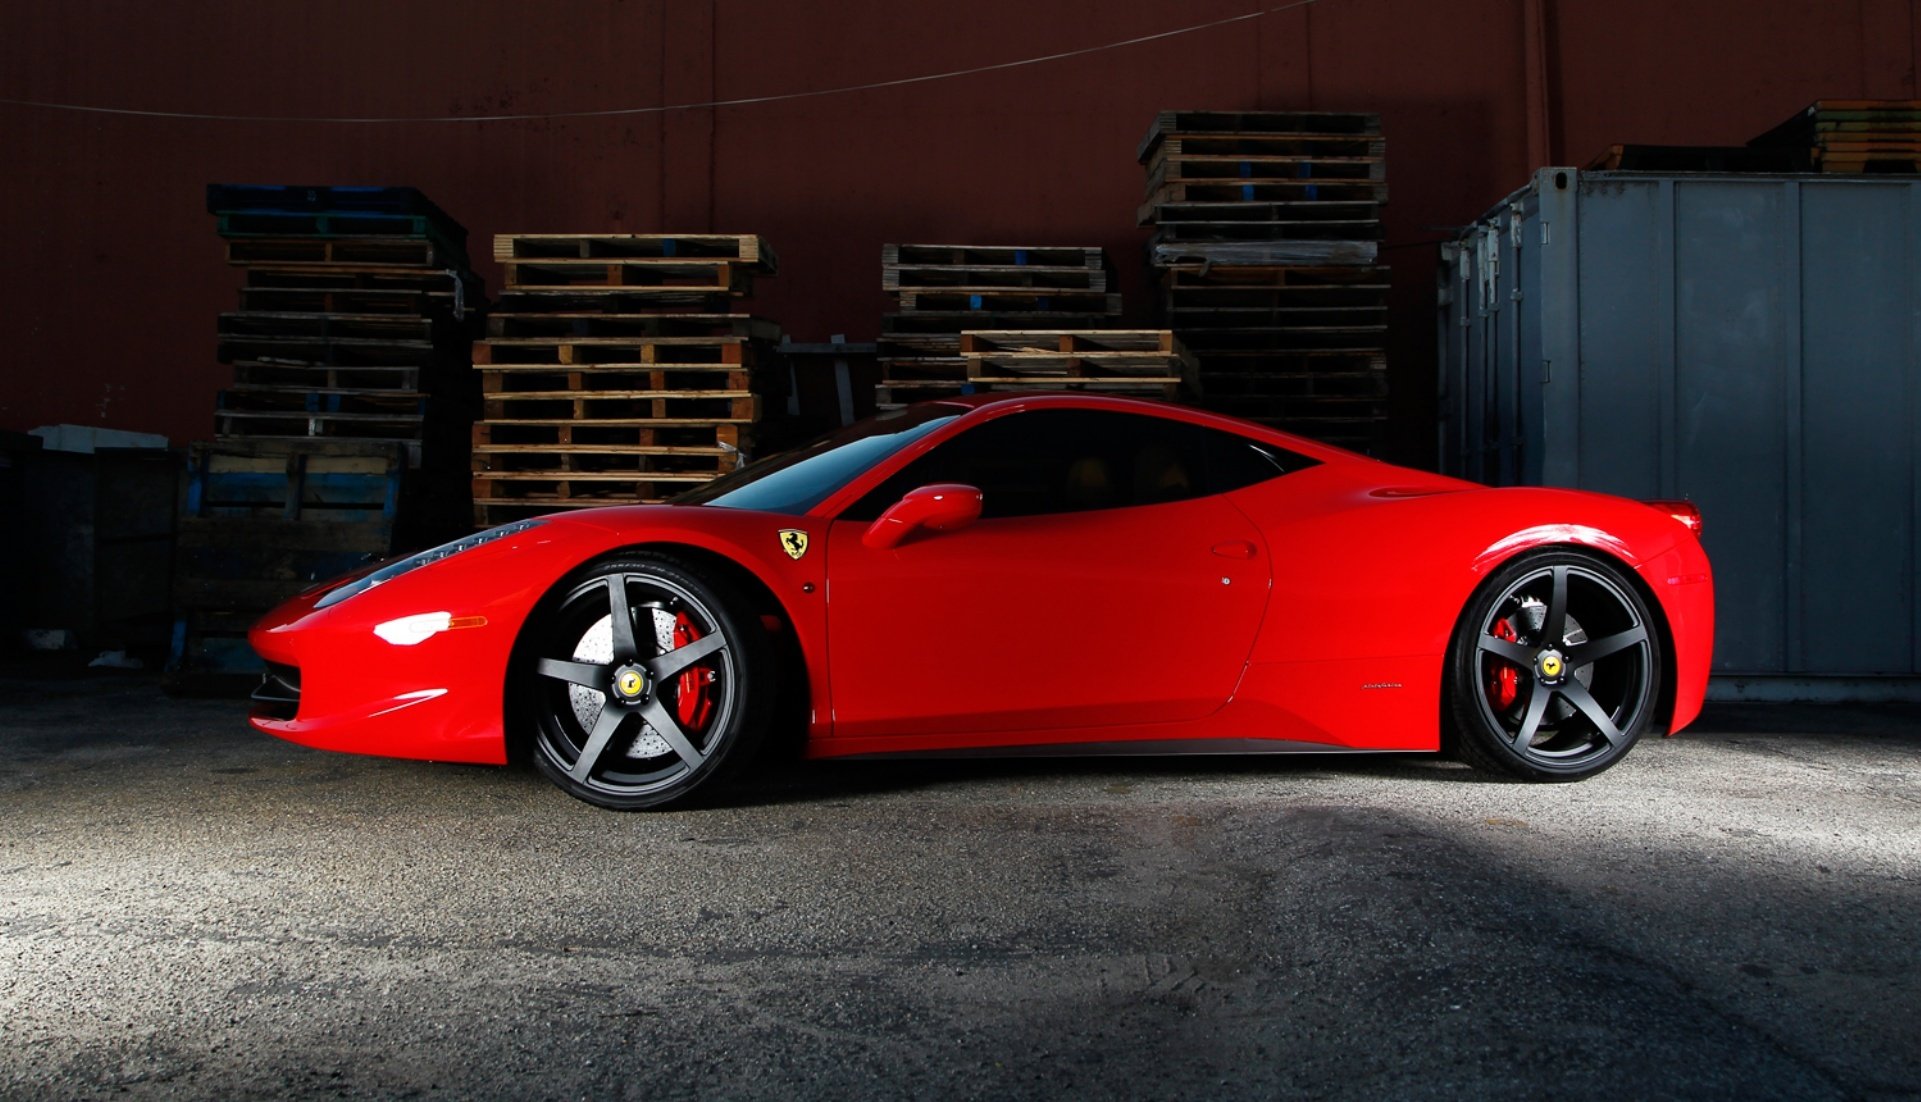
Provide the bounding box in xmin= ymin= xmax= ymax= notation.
xmin=1228 ymin=465 xmax=1711 ymax=749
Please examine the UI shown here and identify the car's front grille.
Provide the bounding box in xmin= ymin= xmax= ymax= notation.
xmin=250 ymin=662 xmax=301 ymax=721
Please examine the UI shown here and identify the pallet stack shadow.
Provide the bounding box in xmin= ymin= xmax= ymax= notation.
xmin=877 ymin=244 xmax=1122 ymax=407
xmin=1750 ymin=99 xmax=1921 ymax=173
xmin=472 ymin=234 xmax=782 ymax=525
xmin=1138 ymin=111 xmax=1390 ymax=451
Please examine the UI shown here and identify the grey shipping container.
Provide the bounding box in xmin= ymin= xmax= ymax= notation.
xmin=1439 ymin=168 xmax=1920 ymax=699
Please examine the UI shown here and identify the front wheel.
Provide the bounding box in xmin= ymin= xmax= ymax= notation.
xmin=518 ymin=555 xmax=772 ymax=810
xmin=1447 ymin=551 xmax=1663 ymax=781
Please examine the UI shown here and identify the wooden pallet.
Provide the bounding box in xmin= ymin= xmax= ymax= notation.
xmin=473 ymin=472 xmax=719 ymax=506
xmin=230 ymin=361 xmax=427 ymax=392
xmin=882 ymin=244 xmax=1112 ymax=308
xmin=217 ymin=333 xmax=446 ymax=367
xmin=1585 ymin=144 xmax=1809 ymax=172
xmin=487 ymin=289 xmax=744 ymax=315
xmin=1150 ymin=238 xmax=1379 ymax=268
xmin=215 ymin=213 xmax=467 ymax=266
xmin=895 ymin=289 xmax=1122 ymax=314
xmin=969 ymin=378 xmax=1184 ymax=399
xmin=884 ymin=243 xmax=1104 ymax=269
xmin=1176 ymin=326 xmax=1387 ymax=353
xmin=1196 ymin=364 xmax=1388 ymax=399
xmin=1150 ymin=219 xmax=1384 ymax=244
xmin=1141 ymin=198 xmax=1382 ymax=227
xmin=479 ymin=367 xmax=753 ymax=397
xmin=207 ymin=183 xmax=463 ymax=229
xmin=1168 ymin=303 xmax=1390 ymax=329
xmin=219 ymin=386 xmax=428 ymax=417
xmin=1161 ymin=279 xmax=1389 ymax=308
xmin=1191 ymin=350 xmax=1388 ymax=376
xmin=237 ymin=286 xmax=462 ymax=315
xmin=473 ymin=420 xmax=752 ymax=451
xmin=1144 ymin=151 xmax=1387 ymax=186
xmin=486 ymin=313 xmax=779 ymax=340
xmin=1136 ymin=110 xmax=1382 ymax=161
xmin=959 ymin=330 xmax=1194 ymax=384
xmin=874 ymin=380 xmax=973 ymax=409
xmin=214 ymin=408 xmax=428 ymax=446
xmin=245 ymin=266 xmax=481 ymax=294
xmin=882 ymin=311 xmax=1116 ymax=336
xmin=1144 ymin=179 xmax=1388 ymax=206
xmin=1751 ymin=100 xmax=1921 ymax=141
xmin=1157 ymin=265 xmax=1390 ymax=289
xmin=1815 ymin=150 xmax=1921 ymax=172
xmin=1151 ymin=134 xmax=1386 ymax=162
xmin=475 ymin=446 xmax=740 ymax=478
xmin=501 ymin=258 xmax=752 ymax=293
xmin=473 ymin=335 xmax=753 ymax=368
xmin=879 ymin=355 xmax=968 ymax=382
xmin=480 ymin=391 xmax=760 ymax=423
xmin=495 ymin=233 xmax=777 ymax=274
xmin=218 ymin=311 xmax=440 ymax=342
xmin=225 ymin=236 xmax=456 ymax=268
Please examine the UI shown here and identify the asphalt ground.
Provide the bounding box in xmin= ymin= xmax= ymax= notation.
xmin=1 ymin=668 xmax=1917 ymax=1100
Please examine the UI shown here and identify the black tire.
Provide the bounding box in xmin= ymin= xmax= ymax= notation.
xmin=1446 ymin=550 xmax=1663 ymax=781
xmin=517 ymin=553 xmax=773 ymax=810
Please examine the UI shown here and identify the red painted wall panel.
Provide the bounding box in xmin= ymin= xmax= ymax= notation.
xmin=2 ymin=0 xmax=1914 ymax=466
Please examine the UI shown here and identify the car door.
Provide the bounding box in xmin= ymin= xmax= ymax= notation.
xmin=822 ymin=408 xmax=1278 ymax=740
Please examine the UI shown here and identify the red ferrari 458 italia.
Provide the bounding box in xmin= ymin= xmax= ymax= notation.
xmin=250 ymin=394 xmax=1714 ymax=809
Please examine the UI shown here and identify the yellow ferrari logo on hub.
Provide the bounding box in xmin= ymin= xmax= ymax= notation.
xmin=615 ymin=670 xmax=646 ymax=698
xmin=779 ymin=529 xmax=809 ymax=560
xmin=1540 ymin=655 xmax=1563 ymax=677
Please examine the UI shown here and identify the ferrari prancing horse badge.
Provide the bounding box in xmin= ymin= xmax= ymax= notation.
xmin=778 ymin=529 xmax=809 ymax=560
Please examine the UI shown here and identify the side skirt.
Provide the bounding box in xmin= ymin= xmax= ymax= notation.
xmin=831 ymin=738 xmax=1405 ymax=761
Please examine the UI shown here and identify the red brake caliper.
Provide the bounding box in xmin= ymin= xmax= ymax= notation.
xmin=672 ymin=612 xmax=717 ymax=732
xmin=1487 ymin=618 xmax=1521 ymax=711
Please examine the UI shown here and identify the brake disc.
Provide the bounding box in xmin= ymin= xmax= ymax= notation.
xmin=569 ymin=610 xmax=676 ymax=759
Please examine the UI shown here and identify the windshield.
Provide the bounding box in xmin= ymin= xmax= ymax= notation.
xmin=672 ymin=405 xmax=963 ymax=515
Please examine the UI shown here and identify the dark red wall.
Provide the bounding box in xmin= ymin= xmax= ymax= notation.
xmin=4 ymin=0 xmax=1916 ymax=466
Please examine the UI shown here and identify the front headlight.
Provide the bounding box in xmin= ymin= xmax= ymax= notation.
xmin=314 ymin=519 xmax=546 ymax=610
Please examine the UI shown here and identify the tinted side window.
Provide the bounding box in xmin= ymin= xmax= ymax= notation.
xmin=842 ymin=409 xmax=1314 ymax=521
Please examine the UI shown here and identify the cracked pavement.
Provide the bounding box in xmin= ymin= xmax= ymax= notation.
xmin=1 ymin=670 xmax=1917 ymax=1099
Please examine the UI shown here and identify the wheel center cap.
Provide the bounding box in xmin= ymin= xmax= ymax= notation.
xmin=611 ymin=664 xmax=650 ymax=702
xmin=1536 ymin=650 xmax=1567 ymax=683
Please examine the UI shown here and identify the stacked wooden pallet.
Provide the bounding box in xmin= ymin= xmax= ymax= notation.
xmin=208 ymin=185 xmax=483 ymax=469
xmin=1750 ymin=100 xmax=1921 ymax=173
xmin=472 ymin=234 xmax=782 ymax=525
xmin=1138 ymin=111 xmax=1390 ymax=451
xmin=878 ymin=244 xmax=1121 ymax=407
xmin=168 ymin=440 xmax=405 ymax=688
xmin=959 ymin=330 xmax=1193 ymax=399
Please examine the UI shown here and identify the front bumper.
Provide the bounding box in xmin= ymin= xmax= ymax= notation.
xmin=245 ymin=518 xmax=622 ymax=765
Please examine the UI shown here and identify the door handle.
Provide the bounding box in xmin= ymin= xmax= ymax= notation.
xmin=1211 ymin=540 xmax=1258 ymax=559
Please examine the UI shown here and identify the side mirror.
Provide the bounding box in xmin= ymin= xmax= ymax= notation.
xmin=862 ymin=483 xmax=983 ymax=550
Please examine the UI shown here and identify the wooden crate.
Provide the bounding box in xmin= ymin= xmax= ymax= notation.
xmin=168 ymin=441 xmax=405 ymax=685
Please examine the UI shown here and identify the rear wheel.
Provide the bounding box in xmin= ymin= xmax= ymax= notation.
xmin=1447 ymin=551 xmax=1662 ymax=781
xmin=520 ymin=555 xmax=771 ymax=809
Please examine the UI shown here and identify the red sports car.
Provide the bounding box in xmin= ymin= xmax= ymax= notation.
xmin=250 ymin=394 xmax=1714 ymax=809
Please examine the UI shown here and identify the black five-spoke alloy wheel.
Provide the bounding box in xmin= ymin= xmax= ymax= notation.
xmin=519 ymin=555 xmax=770 ymax=809
xmin=1448 ymin=550 xmax=1663 ymax=780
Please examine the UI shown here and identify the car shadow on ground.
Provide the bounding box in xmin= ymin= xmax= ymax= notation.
xmin=705 ymin=699 xmax=1921 ymax=809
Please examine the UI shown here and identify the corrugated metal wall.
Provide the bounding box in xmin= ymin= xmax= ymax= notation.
xmin=3 ymin=0 xmax=1917 ymax=465
xmin=1440 ymin=169 xmax=1920 ymax=690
